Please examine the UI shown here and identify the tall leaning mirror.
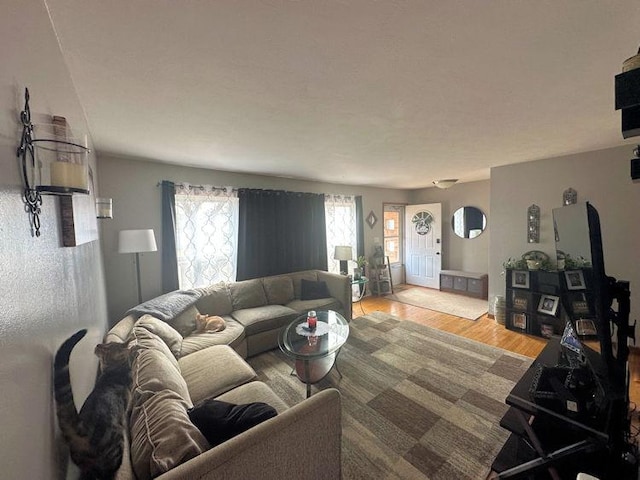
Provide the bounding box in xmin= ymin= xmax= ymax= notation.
xmin=451 ymin=206 xmax=487 ymax=239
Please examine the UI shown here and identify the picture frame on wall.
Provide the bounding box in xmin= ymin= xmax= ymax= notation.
xmin=511 ymin=270 xmax=530 ymax=289
xmin=564 ymin=270 xmax=586 ymax=290
xmin=512 ymin=312 xmax=527 ymax=330
xmin=537 ymin=294 xmax=560 ymax=316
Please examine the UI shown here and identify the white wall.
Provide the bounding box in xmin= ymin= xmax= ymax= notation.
xmin=0 ymin=1 xmax=108 ymax=479
xmin=410 ymin=180 xmax=490 ymax=274
xmin=97 ymin=154 xmax=411 ymax=321
xmin=489 ymin=145 xmax=640 ymax=340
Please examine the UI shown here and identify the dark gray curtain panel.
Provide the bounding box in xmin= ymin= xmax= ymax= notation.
xmin=161 ymin=180 xmax=180 ymax=292
xmin=236 ymin=189 xmax=328 ymax=280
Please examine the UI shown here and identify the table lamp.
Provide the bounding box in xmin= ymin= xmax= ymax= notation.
xmin=334 ymin=245 xmax=353 ymax=275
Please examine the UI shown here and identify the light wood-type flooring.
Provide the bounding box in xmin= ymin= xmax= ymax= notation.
xmin=358 ymin=285 xmax=640 ymax=443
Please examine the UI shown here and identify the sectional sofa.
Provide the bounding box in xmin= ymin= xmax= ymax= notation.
xmin=105 ymin=269 xmax=350 ymax=479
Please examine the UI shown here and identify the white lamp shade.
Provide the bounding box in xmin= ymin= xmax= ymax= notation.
xmin=334 ymin=245 xmax=353 ymax=261
xmin=118 ymin=229 xmax=157 ymax=253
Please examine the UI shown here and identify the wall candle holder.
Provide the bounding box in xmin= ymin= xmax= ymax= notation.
xmin=16 ymin=88 xmax=91 ymax=236
xmin=527 ymin=204 xmax=540 ymax=243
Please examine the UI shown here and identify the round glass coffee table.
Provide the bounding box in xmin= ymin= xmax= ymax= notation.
xmin=279 ymin=310 xmax=350 ymax=398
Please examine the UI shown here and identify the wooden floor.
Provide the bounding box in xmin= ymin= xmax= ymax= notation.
xmin=359 ymin=286 xmax=640 ymax=442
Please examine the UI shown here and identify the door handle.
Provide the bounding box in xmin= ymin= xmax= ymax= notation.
xmin=436 ymin=252 xmax=440 ymax=255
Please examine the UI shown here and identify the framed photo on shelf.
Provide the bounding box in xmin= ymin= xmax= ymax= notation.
xmin=564 ymin=270 xmax=586 ymax=291
xmin=540 ymin=323 xmax=555 ymax=339
xmin=511 ymin=270 xmax=530 ymax=289
xmin=575 ymin=318 xmax=597 ymax=336
xmin=512 ymin=290 xmax=529 ymax=310
xmin=570 ymin=292 xmax=590 ymax=315
xmin=511 ymin=312 xmax=527 ymax=330
xmin=537 ymin=294 xmax=560 ymax=316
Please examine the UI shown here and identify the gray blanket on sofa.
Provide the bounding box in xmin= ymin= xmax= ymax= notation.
xmin=126 ymin=289 xmax=203 ymax=322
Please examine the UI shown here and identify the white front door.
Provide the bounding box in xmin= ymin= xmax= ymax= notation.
xmin=404 ymin=203 xmax=442 ymax=288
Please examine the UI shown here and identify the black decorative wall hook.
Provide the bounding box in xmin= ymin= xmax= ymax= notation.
xmin=17 ymin=88 xmax=42 ymax=237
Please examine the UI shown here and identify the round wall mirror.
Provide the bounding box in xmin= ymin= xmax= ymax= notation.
xmin=451 ymin=206 xmax=487 ymax=239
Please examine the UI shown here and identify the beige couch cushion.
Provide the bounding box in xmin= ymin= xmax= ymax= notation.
xmin=135 ymin=314 xmax=183 ymax=358
xmin=179 ymin=345 xmax=257 ymax=404
xmin=105 ymin=315 xmax=136 ymax=344
xmin=262 ymin=276 xmax=295 ymax=305
xmin=130 ymin=326 xmax=179 ymax=370
xmin=215 ymin=381 xmax=289 ymax=414
xmin=132 ymin=348 xmax=191 ymax=405
xmin=229 ymin=279 xmax=267 ymax=310
xmin=195 ymin=282 xmax=234 ymax=316
xmin=231 ymin=305 xmax=298 ymax=336
xmin=130 ymin=389 xmax=208 ymax=480
xmin=180 ymin=317 xmax=246 ymax=357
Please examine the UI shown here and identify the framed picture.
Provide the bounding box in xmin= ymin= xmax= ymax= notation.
xmin=540 ymin=323 xmax=555 ymax=339
xmin=537 ymin=294 xmax=560 ymax=316
xmin=575 ymin=319 xmax=597 ymax=337
xmin=570 ymin=292 xmax=590 ymax=315
xmin=512 ymin=290 xmax=529 ymax=310
xmin=511 ymin=312 xmax=527 ymax=330
xmin=564 ymin=270 xmax=586 ymax=290
xmin=511 ymin=270 xmax=530 ymax=289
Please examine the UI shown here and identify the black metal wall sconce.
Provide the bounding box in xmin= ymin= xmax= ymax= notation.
xmin=527 ymin=204 xmax=540 ymax=243
xmin=17 ymin=88 xmax=91 ymax=236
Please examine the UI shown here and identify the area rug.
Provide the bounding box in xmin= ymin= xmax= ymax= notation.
xmin=388 ymin=287 xmax=489 ymax=320
xmin=247 ymin=311 xmax=532 ymax=480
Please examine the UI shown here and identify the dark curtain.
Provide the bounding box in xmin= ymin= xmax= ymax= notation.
xmin=355 ymin=196 xmax=364 ymax=260
xmin=236 ymin=189 xmax=328 ymax=280
xmin=161 ymin=180 xmax=180 ymax=292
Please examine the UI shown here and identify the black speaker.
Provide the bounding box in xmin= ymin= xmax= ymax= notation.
xmin=632 ymin=157 xmax=640 ymax=180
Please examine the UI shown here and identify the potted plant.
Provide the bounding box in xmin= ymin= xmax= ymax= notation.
xmin=354 ymin=255 xmax=368 ymax=279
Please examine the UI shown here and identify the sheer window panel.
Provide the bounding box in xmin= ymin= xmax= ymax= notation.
xmin=175 ymin=184 xmax=238 ymax=288
xmin=325 ymin=194 xmax=357 ymax=274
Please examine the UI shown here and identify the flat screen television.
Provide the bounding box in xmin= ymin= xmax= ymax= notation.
xmin=553 ymin=201 xmax=632 ymax=468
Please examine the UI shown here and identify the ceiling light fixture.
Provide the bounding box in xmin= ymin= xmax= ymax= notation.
xmin=432 ymin=179 xmax=458 ymax=189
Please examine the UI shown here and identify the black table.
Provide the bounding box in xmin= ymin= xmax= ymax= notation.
xmin=495 ymin=337 xmax=624 ymax=479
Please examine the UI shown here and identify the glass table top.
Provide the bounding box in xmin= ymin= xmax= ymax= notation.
xmin=279 ymin=310 xmax=349 ymax=360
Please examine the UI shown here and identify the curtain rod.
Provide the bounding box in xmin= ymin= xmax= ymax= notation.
xmin=157 ymin=181 xmax=238 ymax=192
xmin=157 ymin=181 xmax=358 ymax=198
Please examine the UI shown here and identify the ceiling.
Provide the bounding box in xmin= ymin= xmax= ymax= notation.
xmin=45 ymin=1 xmax=640 ymax=189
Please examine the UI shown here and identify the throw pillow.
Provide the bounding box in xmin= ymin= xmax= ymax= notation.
xmin=188 ymin=398 xmax=277 ymax=447
xmin=300 ymin=279 xmax=331 ymax=300
xmin=262 ymin=276 xmax=295 ymax=305
xmin=135 ymin=314 xmax=183 ymax=358
xmin=171 ymin=305 xmax=200 ymax=337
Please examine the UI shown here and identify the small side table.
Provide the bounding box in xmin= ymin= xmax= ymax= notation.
xmin=351 ymin=276 xmax=368 ymax=316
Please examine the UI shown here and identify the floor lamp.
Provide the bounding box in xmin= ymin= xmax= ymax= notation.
xmin=118 ymin=229 xmax=158 ymax=305
xmin=334 ymin=245 xmax=353 ymax=275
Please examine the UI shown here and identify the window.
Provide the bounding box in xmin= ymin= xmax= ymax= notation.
xmin=325 ymin=194 xmax=357 ymax=274
xmin=174 ymin=184 xmax=239 ymax=288
xmin=383 ymin=204 xmax=403 ymax=264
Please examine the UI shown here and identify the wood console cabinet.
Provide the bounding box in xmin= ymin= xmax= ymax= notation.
xmin=440 ymin=270 xmax=488 ymax=299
